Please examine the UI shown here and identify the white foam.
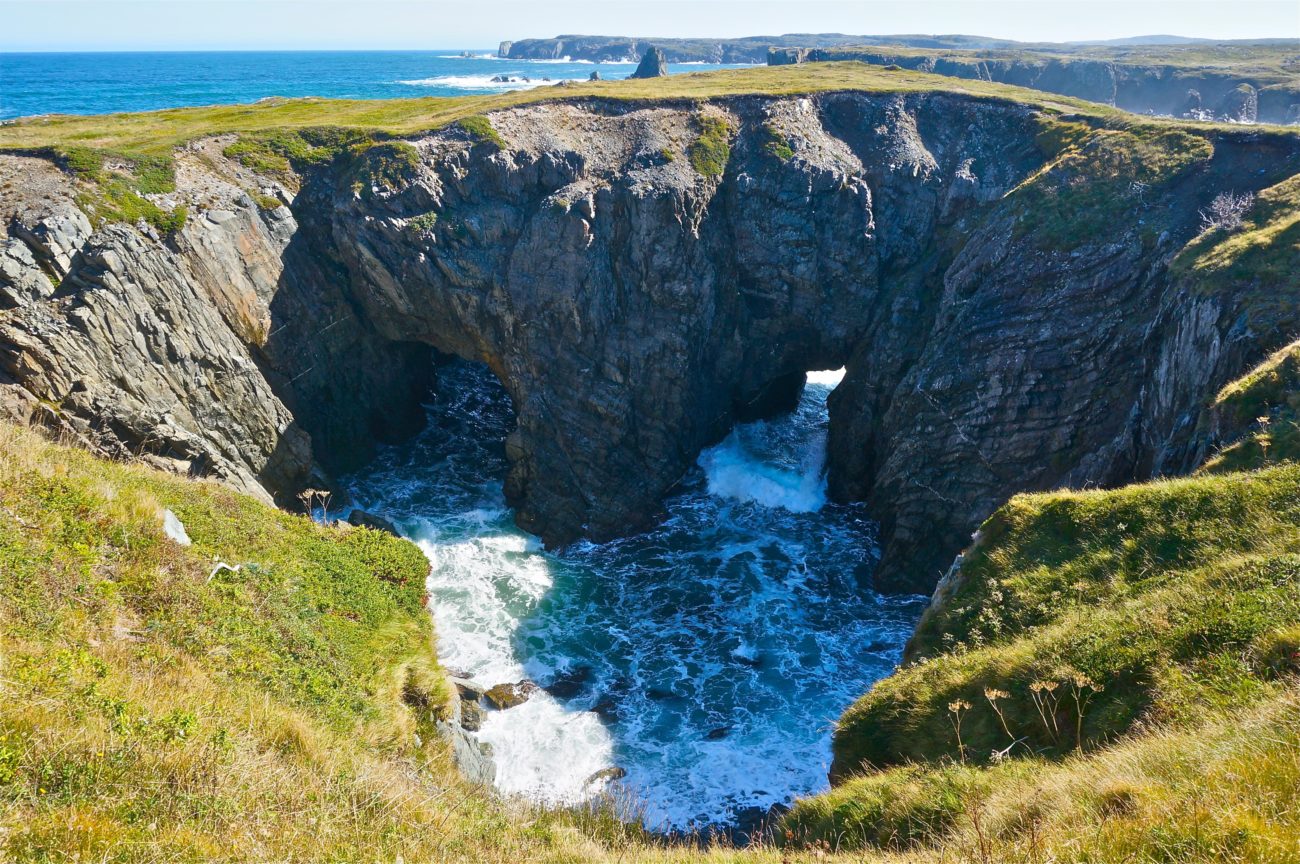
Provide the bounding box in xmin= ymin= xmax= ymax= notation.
xmin=699 ymin=431 xmax=827 ymax=513
xmin=343 ymin=361 xmax=923 ymax=830
xmin=806 ymin=367 xmax=846 ymax=388
xmin=397 ymin=74 xmax=577 ymax=90
xmin=477 ymin=694 xmax=616 ymax=803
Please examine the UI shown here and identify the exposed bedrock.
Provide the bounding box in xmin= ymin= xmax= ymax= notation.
xmin=4 ymin=93 xmax=1300 ymax=591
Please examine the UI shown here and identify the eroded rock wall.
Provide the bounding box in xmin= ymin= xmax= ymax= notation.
xmin=4 ymin=93 xmax=1299 ymax=592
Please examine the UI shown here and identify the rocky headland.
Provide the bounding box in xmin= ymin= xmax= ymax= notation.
xmin=3 ymin=78 xmax=1300 ymax=593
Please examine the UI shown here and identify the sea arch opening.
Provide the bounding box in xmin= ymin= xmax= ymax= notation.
xmin=337 ymin=358 xmax=925 ymax=834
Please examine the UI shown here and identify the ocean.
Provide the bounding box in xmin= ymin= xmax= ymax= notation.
xmin=0 ymin=50 xmax=751 ymax=119
xmin=343 ymin=361 xmax=925 ymax=830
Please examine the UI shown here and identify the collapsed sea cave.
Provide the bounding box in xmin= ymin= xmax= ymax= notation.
xmin=6 ymin=86 xmax=1300 ymax=840
xmin=337 ymin=356 xmax=926 ymax=831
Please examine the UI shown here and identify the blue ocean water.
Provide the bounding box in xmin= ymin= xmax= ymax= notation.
xmin=0 ymin=50 xmax=751 ymax=119
xmin=343 ymin=361 xmax=926 ymax=830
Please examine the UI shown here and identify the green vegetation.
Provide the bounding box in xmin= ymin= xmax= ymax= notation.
xmin=406 ymin=210 xmax=440 ymax=235
xmin=1171 ymin=174 xmax=1300 ymax=346
xmin=761 ymin=125 xmax=794 ymax=161
xmin=798 ymin=364 xmax=1300 ymax=855
xmin=50 ymin=146 xmax=189 ymax=234
xmin=345 ymin=140 xmax=422 ymax=195
xmin=460 ymin=114 xmax=506 ymax=149
xmin=0 ymin=422 xmax=832 ymax=863
xmin=1199 ymin=340 xmax=1300 ymax=475
xmin=222 ymin=125 xmax=375 ymax=172
xmin=1008 ymin=120 xmax=1214 ymax=249
xmin=787 ymin=690 xmax=1300 ymax=857
xmin=245 ymin=188 xmax=283 ymax=211
xmin=688 ymin=114 xmax=732 ymax=178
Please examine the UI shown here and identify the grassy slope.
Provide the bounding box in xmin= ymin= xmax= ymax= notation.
xmin=788 ymin=352 xmax=1300 ymax=856
xmin=0 ymin=423 xmax=720 ymax=864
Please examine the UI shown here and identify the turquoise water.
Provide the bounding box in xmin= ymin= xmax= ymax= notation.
xmin=343 ymin=361 xmax=925 ymax=830
xmin=0 ymin=51 xmax=750 ymax=119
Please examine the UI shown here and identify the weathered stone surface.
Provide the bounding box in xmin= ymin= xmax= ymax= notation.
xmin=3 ymin=93 xmax=1299 ymax=597
xmin=347 ymin=508 xmax=400 ymax=535
xmin=484 ymin=681 xmax=538 ymax=710
xmin=629 ymin=46 xmax=669 ymax=79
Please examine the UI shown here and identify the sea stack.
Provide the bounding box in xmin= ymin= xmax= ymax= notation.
xmin=629 ymin=46 xmax=668 ymax=79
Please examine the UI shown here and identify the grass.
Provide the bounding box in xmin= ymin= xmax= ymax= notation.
xmin=0 ymin=421 xmax=864 ymax=863
xmin=1005 ymin=118 xmax=1214 ymax=249
xmin=795 ymin=386 xmax=1300 ymax=856
xmin=1170 ymin=173 xmax=1300 ymax=345
xmin=346 ymin=140 xmax=423 ymax=196
xmin=44 ymin=145 xmax=189 ymax=233
xmin=833 ymin=464 xmax=1300 ymax=778
xmin=760 ymin=125 xmax=794 ymax=161
xmin=459 ymin=115 xmax=506 ymax=149
xmin=689 ymin=114 xmax=732 ymax=178
xmin=1198 ymin=340 xmax=1300 ymax=475
xmin=787 ymin=687 xmax=1300 ymax=858
xmin=1 ymin=412 xmax=1298 ymax=862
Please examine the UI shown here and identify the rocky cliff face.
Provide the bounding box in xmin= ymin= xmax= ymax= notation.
xmin=769 ymin=48 xmax=1300 ymax=125
xmin=3 ymin=93 xmax=1299 ymax=592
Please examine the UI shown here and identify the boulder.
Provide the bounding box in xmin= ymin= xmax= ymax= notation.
xmin=436 ymin=719 xmax=495 ymax=785
xmin=484 ymin=680 xmax=538 ymax=710
xmin=459 ymin=699 xmax=485 ymax=732
xmin=589 ymin=70 xmax=601 ymax=81
xmin=629 ymin=46 xmax=668 ymax=79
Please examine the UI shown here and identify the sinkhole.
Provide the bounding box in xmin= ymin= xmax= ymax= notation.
xmin=339 ymin=359 xmax=927 ymax=832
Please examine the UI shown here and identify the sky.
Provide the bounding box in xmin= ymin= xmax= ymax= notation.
xmin=0 ymin=0 xmax=1296 ymax=52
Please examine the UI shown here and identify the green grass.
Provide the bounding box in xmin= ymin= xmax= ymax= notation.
xmin=221 ymin=125 xmax=378 ymax=174
xmin=829 ymin=464 xmax=1300 ymax=777
xmin=459 ymin=115 xmax=506 ymax=149
xmin=0 ymin=422 xmax=831 ymax=864
xmin=787 ymin=688 xmax=1300 ymax=857
xmin=1170 ymin=174 xmax=1300 ymax=345
xmin=688 ymin=114 xmax=732 ymax=177
xmin=1006 ymin=119 xmax=1214 ymax=249
xmin=345 ymin=140 xmax=422 ymax=196
xmin=761 ymin=125 xmax=794 ymax=161
xmin=38 ymin=145 xmax=190 ymax=234
xmin=2 ymin=401 xmax=1299 ymax=862
xmin=1199 ymin=340 xmax=1300 ymax=475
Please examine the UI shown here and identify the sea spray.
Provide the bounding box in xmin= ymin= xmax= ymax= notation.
xmin=343 ymin=361 xmax=924 ymax=828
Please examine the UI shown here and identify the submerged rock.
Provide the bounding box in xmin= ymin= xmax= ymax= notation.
xmin=583 ymin=766 xmax=627 ymax=788
xmin=542 ymin=665 xmax=592 ymax=699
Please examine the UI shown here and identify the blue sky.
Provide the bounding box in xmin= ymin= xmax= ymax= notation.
xmin=1 ymin=0 xmax=1295 ymax=52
